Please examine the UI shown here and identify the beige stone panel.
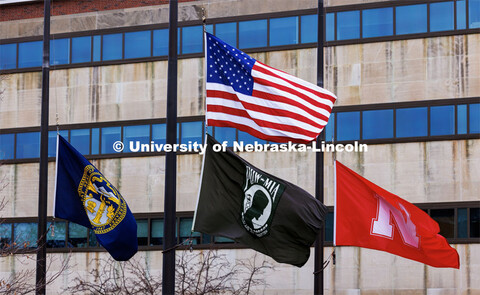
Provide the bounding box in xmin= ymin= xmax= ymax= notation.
xmin=392 ymin=59 xmax=426 ymax=83
xmin=359 ymin=83 xmax=392 ymax=105
xmin=0 ymin=164 xmax=16 ymax=218
xmin=178 ymin=58 xmax=205 ymax=117
xmin=362 ymin=42 xmax=391 ymax=64
xmin=332 ymin=44 xmax=363 ymax=66
xmin=333 ymin=246 xmax=360 ymax=290
xmin=391 ymin=81 xmax=426 ymax=103
xmin=392 ymin=39 xmax=426 ymax=62
xmin=466 ymin=78 xmax=480 ymax=98
xmin=70 ymin=15 xmax=97 ymax=32
xmin=177 ymin=154 xmax=202 ymax=212
xmin=50 ymin=16 xmax=72 ymax=35
xmin=16 ymin=18 xmax=43 ymax=37
xmin=297 ymin=48 xmax=317 ymax=84
xmin=264 ymin=50 xmax=300 ymax=77
xmin=11 ymin=163 xmax=39 ymax=217
xmin=362 ymin=62 xmax=390 ymax=85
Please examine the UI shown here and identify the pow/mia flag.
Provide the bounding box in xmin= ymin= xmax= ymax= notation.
xmin=54 ymin=135 xmax=137 ymax=261
xmin=193 ymin=134 xmax=326 ymax=267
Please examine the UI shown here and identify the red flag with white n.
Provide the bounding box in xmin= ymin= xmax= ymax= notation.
xmin=334 ymin=161 xmax=459 ymax=269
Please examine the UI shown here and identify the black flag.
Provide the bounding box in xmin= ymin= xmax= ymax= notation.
xmin=193 ymin=135 xmax=327 ymax=267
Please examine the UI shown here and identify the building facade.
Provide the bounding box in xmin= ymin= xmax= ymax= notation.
xmin=0 ymin=0 xmax=479 ymax=293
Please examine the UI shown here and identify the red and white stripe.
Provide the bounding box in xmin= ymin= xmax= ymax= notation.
xmin=206 ymin=61 xmax=337 ymax=143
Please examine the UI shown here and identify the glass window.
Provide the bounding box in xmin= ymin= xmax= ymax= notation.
xmin=91 ymin=128 xmax=100 ymax=155
xmin=101 ymin=127 xmax=121 ymax=154
xmin=362 ymin=109 xmax=393 ymax=139
xmin=93 ymin=35 xmax=101 ymax=62
xmin=337 ymin=111 xmax=360 ymax=141
xmin=471 ymin=208 xmax=480 ymax=238
xmin=396 ymin=107 xmax=428 ymax=138
xmin=50 ymin=38 xmax=70 ymax=65
xmin=124 ymin=125 xmax=150 ymax=153
xmin=206 ymin=24 xmax=214 ymax=34
xmin=137 ymin=219 xmax=148 ymax=246
xmin=0 ymin=224 xmax=12 ymax=248
xmin=430 ymin=105 xmax=455 ymax=136
xmin=469 ymin=103 xmax=480 ymax=133
xmin=469 ymin=0 xmax=480 ymax=28
xmin=270 ymin=16 xmax=299 ymax=46
xmin=239 ymin=20 xmax=267 ymax=49
xmin=14 ymin=223 xmax=37 ymax=248
xmin=430 ymin=2 xmax=454 ymax=32
xmin=457 ymin=0 xmax=467 ymax=29
xmin=102 ymin=33 xmax=123 ymax=61
xmin=238 ymin=131 xmax=266 ymax=145
xmin=48 ymin=130 xmax=68 ymax=157
xmin=152 ymin=124 xmax=166 ymax=145
xmin=301 ymin=15 xmax=318 ymax=43
xmin=179 ymin=218 xmax=200 ymax=244
xmin=337 ymin=10 xmax=360 ymax=40
xmin=182 ymin=26 xmax=203 ymax=54
xmin=214 ymin=236 xmax=234 ymax=243
xmin=214 ymin=127 xmax=236 ymax=147
xmin=0 ymin=43 xmax=17 ymax=70
xmin=125 ymin=30 xmax=151 ymax=59
xmin=362 ymin=7 xmax=393 ymax=38
xmin=324 ymin=113 xmax=334 ymax=141
xmin=68 ymin=222 xmax=87 ymax=247
xmin=153 ymin=29 xmax=168 ymax=56
xmin=216 ymin=22 xmax=237 ymax=46
xmin=396 ymin=4 xmax=427 ymax=35
xmin=16 ymin=132 xmax=40 ymax=159
xmin=181 ymin=121 xmax=203 ymax=145
xmin=88 ymin=229 xmax=97 ymax=247
xmin=46 ymin=221 xmax=66 ymax=248
xmin=150 ymin=219 xmax=164 ymax=245
xmin=325 ymin=211 xmax=334 ymax=242
xmin=457 ymin=104 xmax=467 ymax=134
xmin=70 ymin=129 xmax=90 ymax=155
xmin=326 ymin=13 xmax=334 ymax=42
xmin=457 ymin=208 xmax=468 ymax=238
xmin=18 ymin=41 xmax=42 ymax=68
xmin=0 ymin=134 xmax=14 ymax=160
xmin=71 ymin=36 xmax=91 ymax=64
xmin=430 ymin=209 xmax=455 ymax=238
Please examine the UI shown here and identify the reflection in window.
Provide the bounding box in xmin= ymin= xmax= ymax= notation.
xmin=93 ymin=35 xmax=101 ymax=62
xmin=0 ymin=43 xmax=16 ymax=70
xmin=137 ymin=219 xmax=148 ymax=246
xmin=214 ymin=236 xmax=234 ymax=243
xmin=182 ymin=26 xmax=203 ymax=54
xmin=125 ymin=31 xmax=151 ymax=59
xmin=270 ymin=16 xmax=298 ymax=46
xmin=150 ymin=219 xmax=164 ymax=246
xmin=47 ymin=221 xmax=66 ymax=248
xmin=214 ymin=127 xmax=236 ymax=147
xmin=325 ymin=13 xmax=334 ymax=42
xmin=88 ymin=229 xmax=97 ymax=247
xmin=102 ymin=33 xmax=123 ymax=61
xmin=16 ymin=132 xmax=40 ymax=159
xmin=469 ymin=0 xmax=480 ymax=29
xmin=18 ymin=41 xmax=42 ymax=68
xmin=239 ymin=20 xmax=267 ymax=49
xmin=238 ymin=131 xmax=266 ymax=145
xmin=362 ymin=7 xmax=393 ymax=38
xmin=301 ymin=15 xmax=317 ymax=43
xmin=457 ymin=104 xmax=467 ymax=134
xmin=215 ymin=22 xmax=237 ymax=46
xmin=91 ymin=128 xmax=100 ymax=155
xmin=101 ymin=127 xmax=121 ymax=154
xmin=70 ymin=129 xmax=90 ymax=155
xmin=124 ymin=125 xmax=150 ymax=153
xmin=362 ymin=109 xmax=393 ymax=139
xmin=153 ymin=29 xmax=168 ymax=56
xmin=337 ymin=11 xmax=360 ymax=40
xmin=179 ymin=218 xmax=201 ymax=244
xmin=72 ymin=36 xmax=91 ymax=64
xmin=430 ymin=2 xmax=454 ymax=32
xmin=50 ymin=38 xmax=70 ymax=65
xmin=337 ymin=111 xmax=360 ymax=141
xmin=396 ymin=4 xmax=427 ymax=35
xmin=457 ymin=0 xmax=467 ymax=29
xmin=325 ymin=212 xmax=334 ymax=242
xmin=396 ymin=107 xmax=428 ymax=138
xmin=181 ymin=121 xmax=203 ymax=145
xmin=0 ymin=224 xmax=12 ymax=248
xmin=430 ymin=209 xmax=455 ymax=238
xmin=0 ymin=134 xmax=14 ymax=160
xmin=152 ymin=124 xmax=166 ymax=145
xmin=457 ymin=208 xmax=468 ymax=238
xmin=14 ymin=223 xmax=37 ymax=248
xmin=48 ymin=130 xmax=68 ymax=157
xmin=68 ymin=222 xmax=87 ymax=248
xmin=469 ymin=103 xmax=480 ymax=133
xmin=471 ymin=208 xmax=479 ymax=238
xmin=430 ymin=105 xmax=455 ymax=136
xmin=324 ymin=113 xmax=334 ymax=141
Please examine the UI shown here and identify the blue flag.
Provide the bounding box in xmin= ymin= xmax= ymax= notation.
xmin=54 ymin=135 xmax=137 ymax=261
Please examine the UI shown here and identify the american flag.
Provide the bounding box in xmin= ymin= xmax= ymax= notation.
xmin=205 ymin=32 xmax=336 ymax=143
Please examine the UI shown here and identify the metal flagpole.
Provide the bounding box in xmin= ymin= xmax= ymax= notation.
xmin=36 ymin=0 xmax=50 ymax=293
xmin=314 ymin=0 xmax=325 ymax=294
xmin=162 ymin=0 xmax=178 ymax=294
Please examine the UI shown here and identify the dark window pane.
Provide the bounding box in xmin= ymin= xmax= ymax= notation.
xmin=326 ymin=13 xmax=334 ymax=41
xmin=153 ymin=29 xmax=168 ymax=56
xmin=46 ymin=221 xmax=66 ymax=248
xmin=215 ymin=22 xmax=237 ymax=46
xmin=237 ymin=131 xmax=266 ymax=145
xmin=70 ymin=129 xmax=90 ymax=155
xmin=93 ymin=35 xmax=101 ymax=62
xmin=471 ymin=208 xmax=480 ymax=238
xmin=301 ymin=15 xmax=318 ymax=43
xmin=152 ymin=124 xmax=166 ymax=145
xmin=362 ymin=7 xmax=393 ymax=38
xmin=430 ymin=2 xmax=454 ymax=32
xmin=469 ymin=103 xmax=480 ymax=133
xmin=362 ymin=109 xmax=393 ymax=139
xmin=181 ymin=121 xmax=203 ymax=145
xmin=337 ymin=111 xmax=360 ymax=141
xmin=48 ymin=130 xmax=68 ymax=157
xmin=179 ymin=218 xmax=201 ymax=244
xmin=18 ymin=41 xmax=42 ymax=68
xmin=270 ymin=16 xmax=298 ymax=46
xmin=16 ymin=132 xmax=40 ymax=159
xmin=430 ymin=105 xmax=455 ymax=136
xmin=101 ymin=127 xmax=121 ymax=154
xmin=324 ymin=113 xmax=334 ymax=142
xmin=206 ymin=24 xmax=214 ymax=34
xmin=337 ymin=10 xmax=360 ymax=40
xmin=0 ymin=224 xmax=12 ymax=248
xmin=214 ymin=236 xmax=234 ymax=243
xmin=430 ymin=209 xmax=454 ymax=238
xmin=457 ymin=0 xmax=466 ymax=29
xmin=0 ymin=134 xmax=14 ymax=160
xmin=91 ymin=128 xmax=100 ymax=155
xmin=124 ymin=125 xmax=150 ymax=153
xmin=182 ymin=26 xmax=203 ymax=54
xmin=396 ymin=4 xmax=427 ymax=35
xmin=72 ymin=36 xmax=91 ymax=63
xmin=88 ymin=229 xmax=97 ymax=247
xmin=102 ymin=33 xmax=123 ymax=61
xmin=325 ymin=211 xmax=334 ymax=242
xmin=458 ymin=208 xmax=468 ymax=238
xmin=396 ymin=107 xmax=428 ymax=138
xmin=125 ymin=30 xmax=151 ymax=59
xmin=0 ymin=43 xmax=17 ymax=70
xmin=239 ymin=20 xmax=267 ymax=49
xmin=68 ymin=222 xmax=87 ymax=248
xmin=469 ymin=0 xmax=480 ymax=28
xmin=137 ymin=219 xmax=148 ymax=246
xmin=457 ymin=104 xmax=467 ymax=134
xmin=214 ymin=127 xmax=236 ymax=147
xmin=14 ymin=223 xmax=37 ymax=248
xmin=150 ymin=219 xmax=164 ymax=245
xmin=50 ymin=38 xmax=70 ymax=65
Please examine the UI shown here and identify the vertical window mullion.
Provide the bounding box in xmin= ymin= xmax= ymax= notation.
xmin=454 ymin=0 xmax=458 ymax=30
xmin=455 ymin=104 xmax=458 ymax=134
xmin=466 ymin=0 xmax=470 ymax=28
xmin=359 ymin=111 xmax=363 ymax=140
xmin=267 ymin=18 xmax=270 ymax=47
xmin=427 ymin=106 xmax=431 ymax=136
xmin=150 ymin=30 xmax=154 ymax=57
xmin=122 ymin=33 xmax=125 ymax=59
xmin=467 ymin=103 xmax=470 ymax=134
xmin=393 ymin=5 xmax=397 ymax=35
xmin=427 ymin=2 xmax=431 ymax=32
xmin=359 ymin=10 xmax=363 ymax=39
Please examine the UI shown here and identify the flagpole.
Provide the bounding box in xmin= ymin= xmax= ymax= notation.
xmin=314 ymin=0 xmax=325 ymax=294
xmin=36 ymin=0 xmax=50 ymax=293
xmin=162 ymin=0 xmax=178 ymax=294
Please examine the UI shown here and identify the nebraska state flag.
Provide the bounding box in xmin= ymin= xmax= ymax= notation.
xmin=335 ymin=161 xmax=459 ymax=269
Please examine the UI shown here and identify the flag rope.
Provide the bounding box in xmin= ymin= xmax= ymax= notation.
xmin=313 ymin=249 xmax=335 ymax=274
xmin=161 ymin=236 xmax=194 ymax=254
